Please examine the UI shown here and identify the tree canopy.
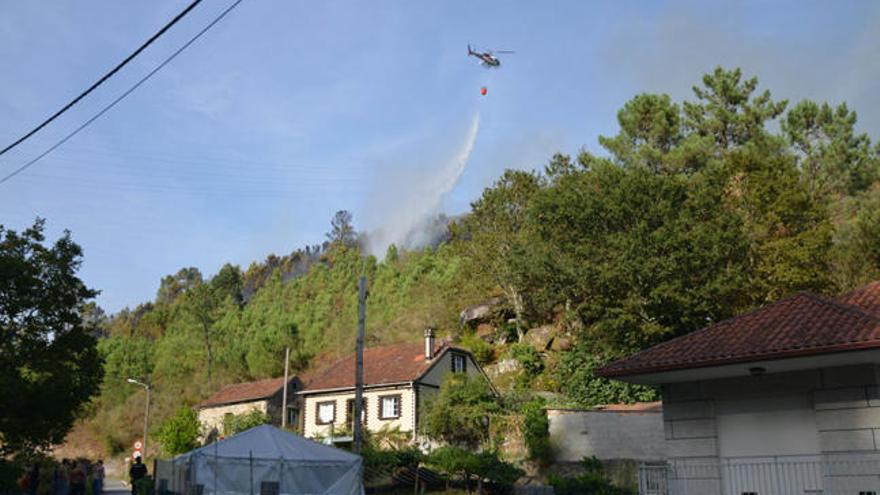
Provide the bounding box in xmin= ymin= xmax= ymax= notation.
xmin=0 ymin=219 xmax=103 ymax=455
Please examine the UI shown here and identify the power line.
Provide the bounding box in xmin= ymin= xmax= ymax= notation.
xmin=0 ymin=0 xmax=205 ymax=158
xmin=0 ymin=0 xmax=244 ymax=185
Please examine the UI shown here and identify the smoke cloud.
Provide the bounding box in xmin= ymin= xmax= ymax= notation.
xmin=363 ymin=111 xmax=480 ymax=258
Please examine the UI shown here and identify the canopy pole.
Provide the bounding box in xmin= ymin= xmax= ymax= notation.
xmin=213 ymin=441 xmax=218 ymax=495
xmin=249 ymin=450 xmax=254 ymax=495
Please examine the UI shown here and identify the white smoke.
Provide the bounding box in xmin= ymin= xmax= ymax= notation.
xmin=364 ymin=111 xmax=480 ymax=258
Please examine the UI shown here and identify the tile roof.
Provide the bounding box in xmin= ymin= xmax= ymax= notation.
xmin=838 ymin=281 xmax=880 ymax=318
xmin=597 ymin=284 xmax=880 ymax=378
xmin=200 ymin=377 xmax=288 ymax=408
xmin=301 ymin=341 xmax=452 ymax=392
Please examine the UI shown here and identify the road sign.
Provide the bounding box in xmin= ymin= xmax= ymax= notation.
xmin=134 ymin=440 xmax=143 ymax=450
xmin=132 ymin=450 xmax=142 ymax=460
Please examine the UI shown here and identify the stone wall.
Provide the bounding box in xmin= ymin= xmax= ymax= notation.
xmin=547 ymin=408 xmax=665 ymax=462
xmin=814 ymin=364 xmax=880 ymax=493
xmin=198 ymin=400 xmax=269 ymax=440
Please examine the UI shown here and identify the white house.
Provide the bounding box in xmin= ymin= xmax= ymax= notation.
xmin=598 ymin=281 xmax=880 ymax=495
xmin=298 ymin=329 xmax=491 ymax=442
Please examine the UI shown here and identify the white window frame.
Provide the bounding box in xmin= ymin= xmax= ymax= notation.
xmin=316 ymin=401 xmax=335 ymax=425
xmin=379 ymin=395 xmax=401 ymax=420
xmin=452 ymin=353 xmax=467 ymax=373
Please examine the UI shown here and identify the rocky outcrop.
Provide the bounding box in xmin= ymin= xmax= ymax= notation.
xmin=523 ymin=324 xmax=556 ymax=351
xmin=459 ymin=296 xmax=504 ymax=327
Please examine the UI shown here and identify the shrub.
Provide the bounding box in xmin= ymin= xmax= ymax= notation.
xmin=156 ymin=407 xmax=201 ymax=456
xmin=223 ymin=409 xmax=269 ymax=436
xmin=460 ymin=333 xmax=494 ymax=365
xmin=522 ymin=396 xmax=552 ymax=464
xmin=548 ymin=457 xmax=633 ymax=495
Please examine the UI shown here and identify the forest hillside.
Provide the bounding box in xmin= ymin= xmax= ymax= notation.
xmin=84 ymin=67 xmax=880 ymax=457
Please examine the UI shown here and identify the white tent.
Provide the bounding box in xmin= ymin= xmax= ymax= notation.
xmin=155 ymin=425 xmax=363 ymax=495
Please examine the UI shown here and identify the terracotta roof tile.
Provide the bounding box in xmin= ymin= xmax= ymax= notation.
xmin=302 ymin=341 xmax=453 ymax=392
xmin=598 ymin=284 xmax=880 ymax=378
xmin=838 ymin=281 xmax=880 ymax=318
xmin=200 ymin=377 xmax=288 ymax=408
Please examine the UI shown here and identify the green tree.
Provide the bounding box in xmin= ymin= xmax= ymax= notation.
xmin=528 ymin=162 xmax=752 ymax=352
xmin=599 ymin=94 xmax=683 ymax=173
xmin=0 ymin=219 xmax=103 ymax=455
xmin=421 ymin=373 xmax=499 ymax=448
xmin=457 ymin=169 xmax=543 ymax=339
xmin=783 ymin=100 xmax=877 ymax=197
xmin=156 ymin=407 xmax=200 ymax=456
xmin=184 ymin=283 xmax=220 ymax=383
xmin=326 ymin=210 xmax=357 ymax=249
xmin=425 ymin=447 xmax=522 ymax=493
xmin=683 ymin=66 xmax=787 ymax=150
xmin=156 ymin=267 xmax=203 ymax=306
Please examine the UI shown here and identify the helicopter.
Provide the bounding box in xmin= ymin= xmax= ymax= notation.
xmin=467 ymin=44 xmax=514 ymax=68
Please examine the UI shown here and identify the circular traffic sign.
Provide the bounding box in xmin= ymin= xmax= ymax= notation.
xmin=134 ymin=441 xmax=143 ymax=450
xmin=132 ymin=450 xmax=142 ymax=460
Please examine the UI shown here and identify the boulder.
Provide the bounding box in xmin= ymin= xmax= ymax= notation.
xmin=459 ymin=297 xmax=503 ymax=327
xmin=475 ymin=323 xmax=496 ymax=342
xmin=550 ymin=336 xmax=572 ymax=352
xmin=523 ymin=324 xmax=556 ymax=351
xmin=485 ymin=358 xmax=521 ymax=379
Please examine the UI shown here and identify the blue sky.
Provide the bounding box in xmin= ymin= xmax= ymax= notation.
xmin=2 ymin=0 xmax=879 ymax=313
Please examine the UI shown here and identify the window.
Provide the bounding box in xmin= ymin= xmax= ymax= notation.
xmin=346 ymin=398 xmax=367 ymax=428
xmin=286 ymin=407 xmax=299 ymax=428
xmin=316 ymin=401 xmax=335 ymax=425
xmin=451 ymin=353 xmax=467 ymax=373
xmin=379 ymin=395 xmax=401 ymax=420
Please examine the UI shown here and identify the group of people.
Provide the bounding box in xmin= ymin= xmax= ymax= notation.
xmin=22 ymin=459 xmax=105 ymax=495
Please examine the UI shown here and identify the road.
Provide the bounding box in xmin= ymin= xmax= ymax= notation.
xmin=102 ymin=478 xmax=129 ymax=495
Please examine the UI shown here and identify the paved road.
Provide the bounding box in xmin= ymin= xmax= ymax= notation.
xmin=102 ymin=478 xmax=129 ymax=495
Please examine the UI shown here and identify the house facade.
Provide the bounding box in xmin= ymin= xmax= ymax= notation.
xmin=598 ymin=281 xmax=880 ymax=495
xmin=299 ymin=329 xmax=490 ymax=442
xmin=198 ymin=376 xmax=300 ymax=441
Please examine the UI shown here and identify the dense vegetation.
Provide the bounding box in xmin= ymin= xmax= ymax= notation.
xmin=83 ymin=67 xmax=880 ymax=456
xmin=0 ymin=220 xmax=102 ymax=457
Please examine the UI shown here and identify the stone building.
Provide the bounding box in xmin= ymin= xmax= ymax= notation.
xmin=198 ymin=376 xmax=300 ymax=441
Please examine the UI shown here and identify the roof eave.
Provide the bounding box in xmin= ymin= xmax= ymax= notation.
xmin=597 ymin=340 xmax=880 ymax=380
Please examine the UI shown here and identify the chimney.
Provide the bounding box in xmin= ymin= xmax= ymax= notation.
xmin=424 ymin=327 xmax=435 ymax=360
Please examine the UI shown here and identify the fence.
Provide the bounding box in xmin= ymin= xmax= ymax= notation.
xmin=639 ymin=455 xmax=880 ymax=495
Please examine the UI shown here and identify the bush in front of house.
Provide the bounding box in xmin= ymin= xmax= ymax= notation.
xmin=548 ymin=457 xmax=634 ymax=495
xmin=222 ymin=410 xmax=269 ymax=436
xmin=157 ymin=406 xmax=201 ymax=456
xmin=426 ymin=446 xmax=523 ymax=492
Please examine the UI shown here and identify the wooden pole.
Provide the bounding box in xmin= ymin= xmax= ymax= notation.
xmin=281 ymin=347 xmax=290 ymax=428
xmin=353 ymin=276 xmax=367 ymax=453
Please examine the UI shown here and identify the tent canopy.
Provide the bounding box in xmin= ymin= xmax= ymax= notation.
xmin=176 ymin=424 xmax=360 ymax=462
xmin=157 ymin=425 xmax=363 ymax=495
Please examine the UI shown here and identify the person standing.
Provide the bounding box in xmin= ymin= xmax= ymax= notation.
xmin=25 ymin=463 xmax=40 ymax=495
xmin=129 ymin=457 xmax=147 ymax=495
xmin=92 ymin=460 xmax=104 ymax=495
xmin=68 ymin=461 xmax=85 ymax=495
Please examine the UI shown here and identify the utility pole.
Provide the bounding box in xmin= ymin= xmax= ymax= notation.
xmin=353 ymin=276 xmax=367 ymax=453
xmin=281 ymin=347 xmax=290 ymax=428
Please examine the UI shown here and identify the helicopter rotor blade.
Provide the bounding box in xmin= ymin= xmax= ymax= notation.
xmin=495 ymin=50 xmax=515 ymax=54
